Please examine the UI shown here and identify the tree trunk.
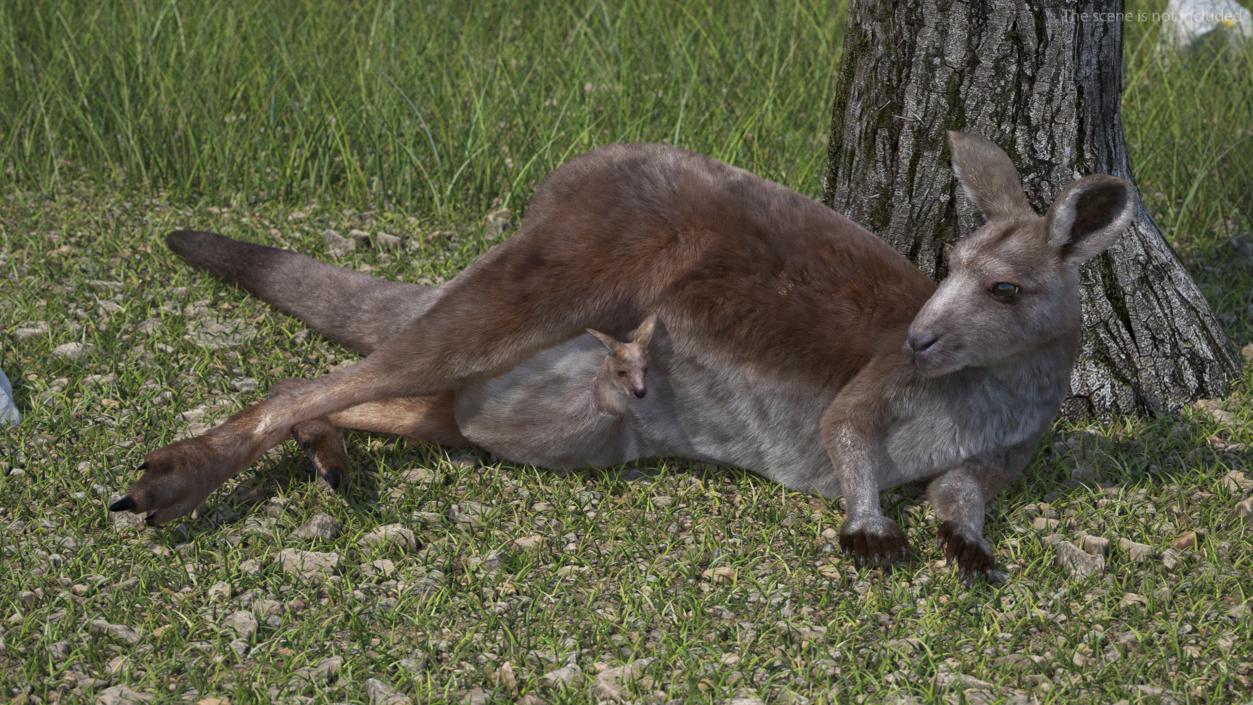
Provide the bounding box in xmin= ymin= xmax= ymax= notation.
xmin=823 ymin=0 xmax=1240 ymax=417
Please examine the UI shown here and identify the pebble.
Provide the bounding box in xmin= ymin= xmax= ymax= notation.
xmin=594 ymin=658 xmax=653 ymax=701
xmin=462 ymin=687 xmax=489 ymax=705
xmin=1171 ymin=531 xmax=1200 ymax=551
xmin=229 ymin=377 xmax=258 ymax=392
xmin=323 ymin=229 xmax=356 ymax=257
xmin=1054 ymin=540 xmax=1104 ymax=578
xmin=484 ymin=208 xmax=513 ymax=234
xmin=702 ymin=565 xmax=736 ymax=583
xmin=376 ymin=232 xmax=402 ymax=249
xmin=95 ymin=685 xmax=154 ymax=705
xmin=293 ymin=513 xmax=341 ymax=541
xmin=89 ymin=619 xmax=141 ymax=645
xmin=1031 ymin=517 xmax=1060 ymax=531
xmin=493 ymin=662 xmax=517 ymax=692
xmin=1080 ymin=534 xmax=1110 ymax=556
xmin=362 ymin=524 xmax=418 ymax=551
xmin=1161 ymin=548 xmax=1183 ymax=570
xmin=1236 ymin=496 xmax=1253 ymax=523
xmin=277 ymin=548 xmax=340 ymax=580
xmin=542 ymin=663 xmax=582 ymax=686
xmin=110 ymin=509 xmax=147 ymax=530
xmin=512 ymin=535 xmax=544 ymax=551
xmin=448 ymin=502 xmax=486 ymax=526
xmin=53 ymin=341 xmax=89 ymax=361
xmin=207 ymin=581 xmax=232 ymax=601
xmin=223 ymin=609 xmax=258 ymax=640
xmin=1193 ymin=399 xmax=1236 ymax=426
xmin=400 ymin=468 xmax=436 ymax=484
xmin=14 ymin=321 xmax=48 ymax=340
xmin=366 ymin=678 xmax=412 ymax=705
xmin=1118 ymin=538 xmax=1158 ymax=562
xmin=1241 ymin=342 xmax=1253 ymax=363
xmin=1220 ymin=470 xmax=1252 ymax=494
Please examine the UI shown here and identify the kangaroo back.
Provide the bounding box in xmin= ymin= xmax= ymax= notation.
xmin=166 ymin=231 xmax=438 ymax=353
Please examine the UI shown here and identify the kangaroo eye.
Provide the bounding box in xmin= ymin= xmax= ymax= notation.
xmin=989 ymin=282 xmax=1020 ymax=303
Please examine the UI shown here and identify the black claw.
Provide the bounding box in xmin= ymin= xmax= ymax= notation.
xmin=138 ymin=462 xmax=148 ymax=470
xmin=109 ymin=497 xmax=136 ymax=512
xmin=144 ymin=513 xmax=158 ymax=526
xmin=324 ymin=467 xmax=343 ymax=490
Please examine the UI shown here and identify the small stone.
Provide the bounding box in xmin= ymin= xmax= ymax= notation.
xmin=1193 ymin=399 xmax=1236 ymax=425
xmin=400 ymin=468 xmax=436 ymax=484
xmin=1220 ymin=471 xmax=1253 ymax=494
xmin=701 ymin=565 xmax=736 ymax=583
xmin=1171 ymin=531 xmax=1200 ymax=551
xmin=293 ymin=513 xmax=341 ymax=541
xmin=53 ymin=342 xmax=89 ymax=361
xmin=512 ymin=535 xmax=544 ymax=551
xmin=376 ymin=232 xmax=402 ymax=249
xmin=366 ymin=678 xmax=411 ymax=705
xmin=323 ymin=229 xmax=356 ymax=257
xmin=348 ymin=228 xmax=372 ymax=245
xmin=223 ymin=610 xmax=258 ymax=640
xmin=96 ymin=685 xmax=154 ymax=705
xmin=15 ymin=322 xmax=48 ymax=340
xmin=594 ymin=659 xmax=653 ymax=702
xmin=228 ymin=639 xmax=249 ymax=657
xmin=484 ymin=208 xmax=513 ymax=234
xmin=652 ymin=495 xmax=674 ymax=508
xmin=1118 ymin=538 xmax=1157 ymax=562
xmin=448 ymin=502 xmax=486 ymax=526
xmin=207 ymin=581 xmax=232 ymax=601
xmin=46 ymin=641 xmax=69 ymax=659
xmin=493 ymin=661 xmax=517 ymax=692
xmin=229 ymin=377 xmax=258 ymax=392
xmin=543 ymin=663 xmax=582 ymax=686
xmin=1241 ymin=343 xmax=1253 ymax=364
xmin=365 ymin=559 xmax=396 ymax=577
xmin=1031 ymin=517 xmax=1060 ymax=531
xmin=462 ymin=687 xmax=489 ymax=705
xmin=110 ymin=509 xmax=146 ymax=530
xmin=278 ymin=548 xmax=340 ymax=580
xmin=362 ymin=524 xmax=418 ymax=551
xmin=517 ymin=696 xmax=545 ymax=705
xmin=1054 ymin=541 xmax=1104 ymax=578
xmin=1161 ymin=548 xmax=1183 ymax=570
xmin=1080 ymin=534 xmax=1110 ymax=556
xmin=1236 ymin=497 xmax=1253 ymax=523
xmin=1120 ymin=592 xmax=1148 ymax=608
xmin=89 ymin=619 xmax=141 ymax=645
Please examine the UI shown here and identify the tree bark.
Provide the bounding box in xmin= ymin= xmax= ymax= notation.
xmin=823 ymin=0 xmax=1240 ymax=416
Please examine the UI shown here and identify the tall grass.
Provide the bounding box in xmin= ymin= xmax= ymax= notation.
xmin=0 ymin=0 xmax=843 ymax=219
xmin=0 ymin=0 xmax=1247 ymax=248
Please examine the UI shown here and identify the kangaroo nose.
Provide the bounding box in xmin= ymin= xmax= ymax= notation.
xmin=907 ymin=330 xmax=942 ymax=353
xmin=633 ymin=388 xmax=646 ymax=399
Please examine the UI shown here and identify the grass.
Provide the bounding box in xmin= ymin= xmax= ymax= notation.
xmin=0 ymin=0 xmax=1251 ymax=703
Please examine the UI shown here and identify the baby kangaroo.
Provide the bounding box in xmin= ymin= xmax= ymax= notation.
xmin=451 ymin=315 xmax=660 ymax=470
xmin=587 ymin=315 xmax=656 ymax=412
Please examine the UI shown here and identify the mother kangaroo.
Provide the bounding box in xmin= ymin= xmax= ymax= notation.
xmin=109 ymin=132 xmax=1133 ymax=580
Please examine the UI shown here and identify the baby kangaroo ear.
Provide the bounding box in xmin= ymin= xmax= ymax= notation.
xmin=947 ymin=131 xmax=1035 ymax=221
xmin=586 ymin=328 xmax=620 ymax=352
xmin=631 ymin=314 xmax=658 ymax=347
xmin=1046 ymin=175 xmax=1134 ymax=264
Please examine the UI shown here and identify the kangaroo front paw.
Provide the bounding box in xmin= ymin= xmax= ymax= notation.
xmin=937 ymin=520 xmax=998 ymax=583
xmin=108 ymin=438 xmax=233 ymax=525
xmin=839 ymin=516 xmax=908 ymax=567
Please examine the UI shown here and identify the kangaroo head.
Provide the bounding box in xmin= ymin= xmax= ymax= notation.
xmin=905 ymin=131 xmax=1134 ymax=378
xmin=588 ymin=314 xmax=657 ymax=399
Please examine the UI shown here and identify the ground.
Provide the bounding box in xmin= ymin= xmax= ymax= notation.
xmin=0 ymin=0 xmax=1251 ymax=703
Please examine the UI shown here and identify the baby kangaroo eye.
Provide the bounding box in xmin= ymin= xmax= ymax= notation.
xmin=989 ymin=282 xmax=1020 ymax=303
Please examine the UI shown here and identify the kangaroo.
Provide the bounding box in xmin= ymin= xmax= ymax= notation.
xmin=109 ymin=133 xmax=1133 ymax=581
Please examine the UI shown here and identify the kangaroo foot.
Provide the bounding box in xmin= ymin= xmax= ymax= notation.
xmin=108 ymin=436 xmax=242 ymax=525
xmin=292 ymin=420 xmax=350 ymax=491
xmin=839 ymin=516 xmax=908 ymax=567
xmin=937 ymin=520 xmax=998 ymax=583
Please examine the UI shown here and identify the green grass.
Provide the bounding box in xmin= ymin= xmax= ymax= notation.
xmin=1 ymin=1 xmax=1251 ymax=703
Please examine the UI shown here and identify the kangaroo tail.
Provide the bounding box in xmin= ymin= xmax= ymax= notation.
xmin=166 ymin=230 xmax=437 ymax=354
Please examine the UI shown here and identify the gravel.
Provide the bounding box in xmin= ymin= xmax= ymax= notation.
xmin=293 ymin=512 xmax=342 ymax=541
xmin=277 ymin=548 xmax=340 ymax=580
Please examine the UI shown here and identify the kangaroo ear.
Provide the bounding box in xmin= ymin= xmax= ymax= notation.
xmin=947 ymin=131 xmax=1034 ymax=221
xmin=1046 ymin=175 xmax=1133 ymax=264
xmin=586 ymin=328 xmax=619 ymax=352
xmin=630 ymin=314 xmax=657 ymax=347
